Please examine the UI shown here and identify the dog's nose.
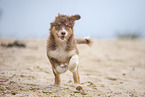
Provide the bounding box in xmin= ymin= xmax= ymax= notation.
xmin=61 ymin=32 xmax=66 ymax=35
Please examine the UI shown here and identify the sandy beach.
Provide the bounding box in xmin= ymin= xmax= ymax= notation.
xmin=0 ymin=39 xmax=145 ymax=97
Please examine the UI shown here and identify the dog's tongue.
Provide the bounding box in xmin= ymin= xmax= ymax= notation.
xmin=60 ymin=36 xmax=65 ymax=40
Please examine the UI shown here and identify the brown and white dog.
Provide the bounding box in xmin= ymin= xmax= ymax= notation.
xmin=47 ymin=14 xmax=92 ymax=92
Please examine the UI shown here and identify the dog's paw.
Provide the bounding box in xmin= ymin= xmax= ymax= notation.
xmin=60 ymin=63 xmax=67 ymax=68
xmin=68 ymin=55 xmax=79 ymax=72
xmin=55 ymin=65 xmax=68 ymax=74
xmin=74 ymin=86 xmax=87 ymax=95
xmin=76 ymin=85 xmax=83 ymax=91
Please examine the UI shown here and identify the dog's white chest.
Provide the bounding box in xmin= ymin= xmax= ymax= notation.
xmin=48 ymin=46 xmax=76 ymax=63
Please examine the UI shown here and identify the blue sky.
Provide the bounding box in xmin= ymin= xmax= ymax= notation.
xmin=0 ymin=0 xmax=145 ymax=39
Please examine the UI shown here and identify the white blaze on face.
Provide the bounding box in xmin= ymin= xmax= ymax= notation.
xmin=58 ymin=27 xmax=68 ymax=40
xmin=62 ymin=27 xmax=68 ymax=36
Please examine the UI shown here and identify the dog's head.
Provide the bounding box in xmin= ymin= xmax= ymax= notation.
xmin=50 ymin=14 xmax=81 ymax=41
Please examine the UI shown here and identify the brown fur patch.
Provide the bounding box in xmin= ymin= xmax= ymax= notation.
xmin=47 ymin=33 xmax=57 ymax=51
xmin=50 ymin=14 xmax=81 ymax=31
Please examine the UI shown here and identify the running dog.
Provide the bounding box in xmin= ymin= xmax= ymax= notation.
xmin=47 ymin=14 xmax=92 ymax=92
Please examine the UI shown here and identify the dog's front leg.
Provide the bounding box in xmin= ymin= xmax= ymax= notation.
xmin=68 ymin=54 xmax=83 ymax=91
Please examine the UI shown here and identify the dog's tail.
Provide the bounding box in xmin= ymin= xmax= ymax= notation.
xmin=76 ymin=38 xmax=93 ymax=46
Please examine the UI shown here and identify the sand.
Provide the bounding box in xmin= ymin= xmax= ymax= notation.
xmin=0 ymin=39 xmax=145 ymax=97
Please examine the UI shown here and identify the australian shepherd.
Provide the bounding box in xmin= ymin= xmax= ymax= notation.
xmin=47 ymin=14 xmax=92 ymax=93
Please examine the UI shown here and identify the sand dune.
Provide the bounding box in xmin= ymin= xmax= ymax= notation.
xmin=0 ymin=39 xmax=145 ymax=97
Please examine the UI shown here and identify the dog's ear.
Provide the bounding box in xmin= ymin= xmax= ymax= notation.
xmin=58 ymin=13 xmax=61 ymax=16
xmin=50 ymin=22 xmax=53 ymax=26
xmin=70 ymin=14 xmax=81 ymax=21
xmin=50 ymin=22 xmax=55 ymax=29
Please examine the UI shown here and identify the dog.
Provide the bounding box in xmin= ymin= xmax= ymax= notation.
xmin=46 ymin=14 xmax=92 ymax=92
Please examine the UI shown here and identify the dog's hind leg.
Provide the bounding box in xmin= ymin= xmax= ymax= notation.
xmin=68 ymin=55 xmax=83 ymax=91
xmin=73 ymin=69 xmax=83 ymax=91
xmin=48 ymin=57 xmax=68 ymax=85
xmin=52 ymin=69 xmax=61 ymax=85
xmin=52 ymin=65 xmax=68 ymax=85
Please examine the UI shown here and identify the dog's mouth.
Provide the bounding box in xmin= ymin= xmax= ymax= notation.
xmin=59 ymin=35 xmax=66 ymax=40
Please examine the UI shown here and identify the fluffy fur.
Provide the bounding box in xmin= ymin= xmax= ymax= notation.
xmin=46 ymin=14 xmax=92 ymax=92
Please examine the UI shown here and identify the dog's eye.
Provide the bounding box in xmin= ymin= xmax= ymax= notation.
xmin=66 ymin=25 xmax=69 ymax=27
xmin=65 ymin=24 xmax=70 ymax=28
xmin=55 ymin=25 xmax=60 ymax=30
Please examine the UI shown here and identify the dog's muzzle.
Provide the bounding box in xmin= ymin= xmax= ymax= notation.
xmin=58 ymin=27 xmax=68 ymax=40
